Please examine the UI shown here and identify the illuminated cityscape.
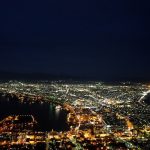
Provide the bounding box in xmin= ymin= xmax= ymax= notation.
xmin=0 ymin=0 xmax=150 ymax=149
xmin=0 ymin=80 xmax=149 ymax=149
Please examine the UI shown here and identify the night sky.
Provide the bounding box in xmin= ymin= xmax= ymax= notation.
xmin=0 ymin=0 xmax=150 ymax=80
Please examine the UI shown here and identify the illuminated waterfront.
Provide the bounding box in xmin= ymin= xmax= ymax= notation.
xmin=0 ymin=80 xmax=150 ymax=149
xmin=0 ymin=96 xmax=69 ymax=132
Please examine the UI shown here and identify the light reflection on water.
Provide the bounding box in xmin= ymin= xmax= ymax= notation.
xmin=0 ymin=96 xmax=69 ymax=132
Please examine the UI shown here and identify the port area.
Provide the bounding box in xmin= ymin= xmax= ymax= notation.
xmin=0 ymin=81 xmax=150 ymax=149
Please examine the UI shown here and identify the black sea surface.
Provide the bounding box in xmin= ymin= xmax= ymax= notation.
xmin=0 ymin=96 xmax=69 ymax=132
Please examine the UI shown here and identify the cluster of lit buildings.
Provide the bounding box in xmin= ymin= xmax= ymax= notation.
xmin=0 ymin=81 xmax=150 ymax=149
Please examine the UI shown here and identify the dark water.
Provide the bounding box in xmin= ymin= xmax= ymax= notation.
xmin=143 ymin=93 xmax=150 ymax=105
xmin=0 ymin=96 xmax=69 ymax=132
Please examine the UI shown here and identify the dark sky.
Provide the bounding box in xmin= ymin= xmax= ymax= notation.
xmin=0 ymin=0 xmax=150 ymax=80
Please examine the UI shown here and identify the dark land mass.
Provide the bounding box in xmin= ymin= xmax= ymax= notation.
xmin=0 ymin=71 xmax=150 ymax=83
